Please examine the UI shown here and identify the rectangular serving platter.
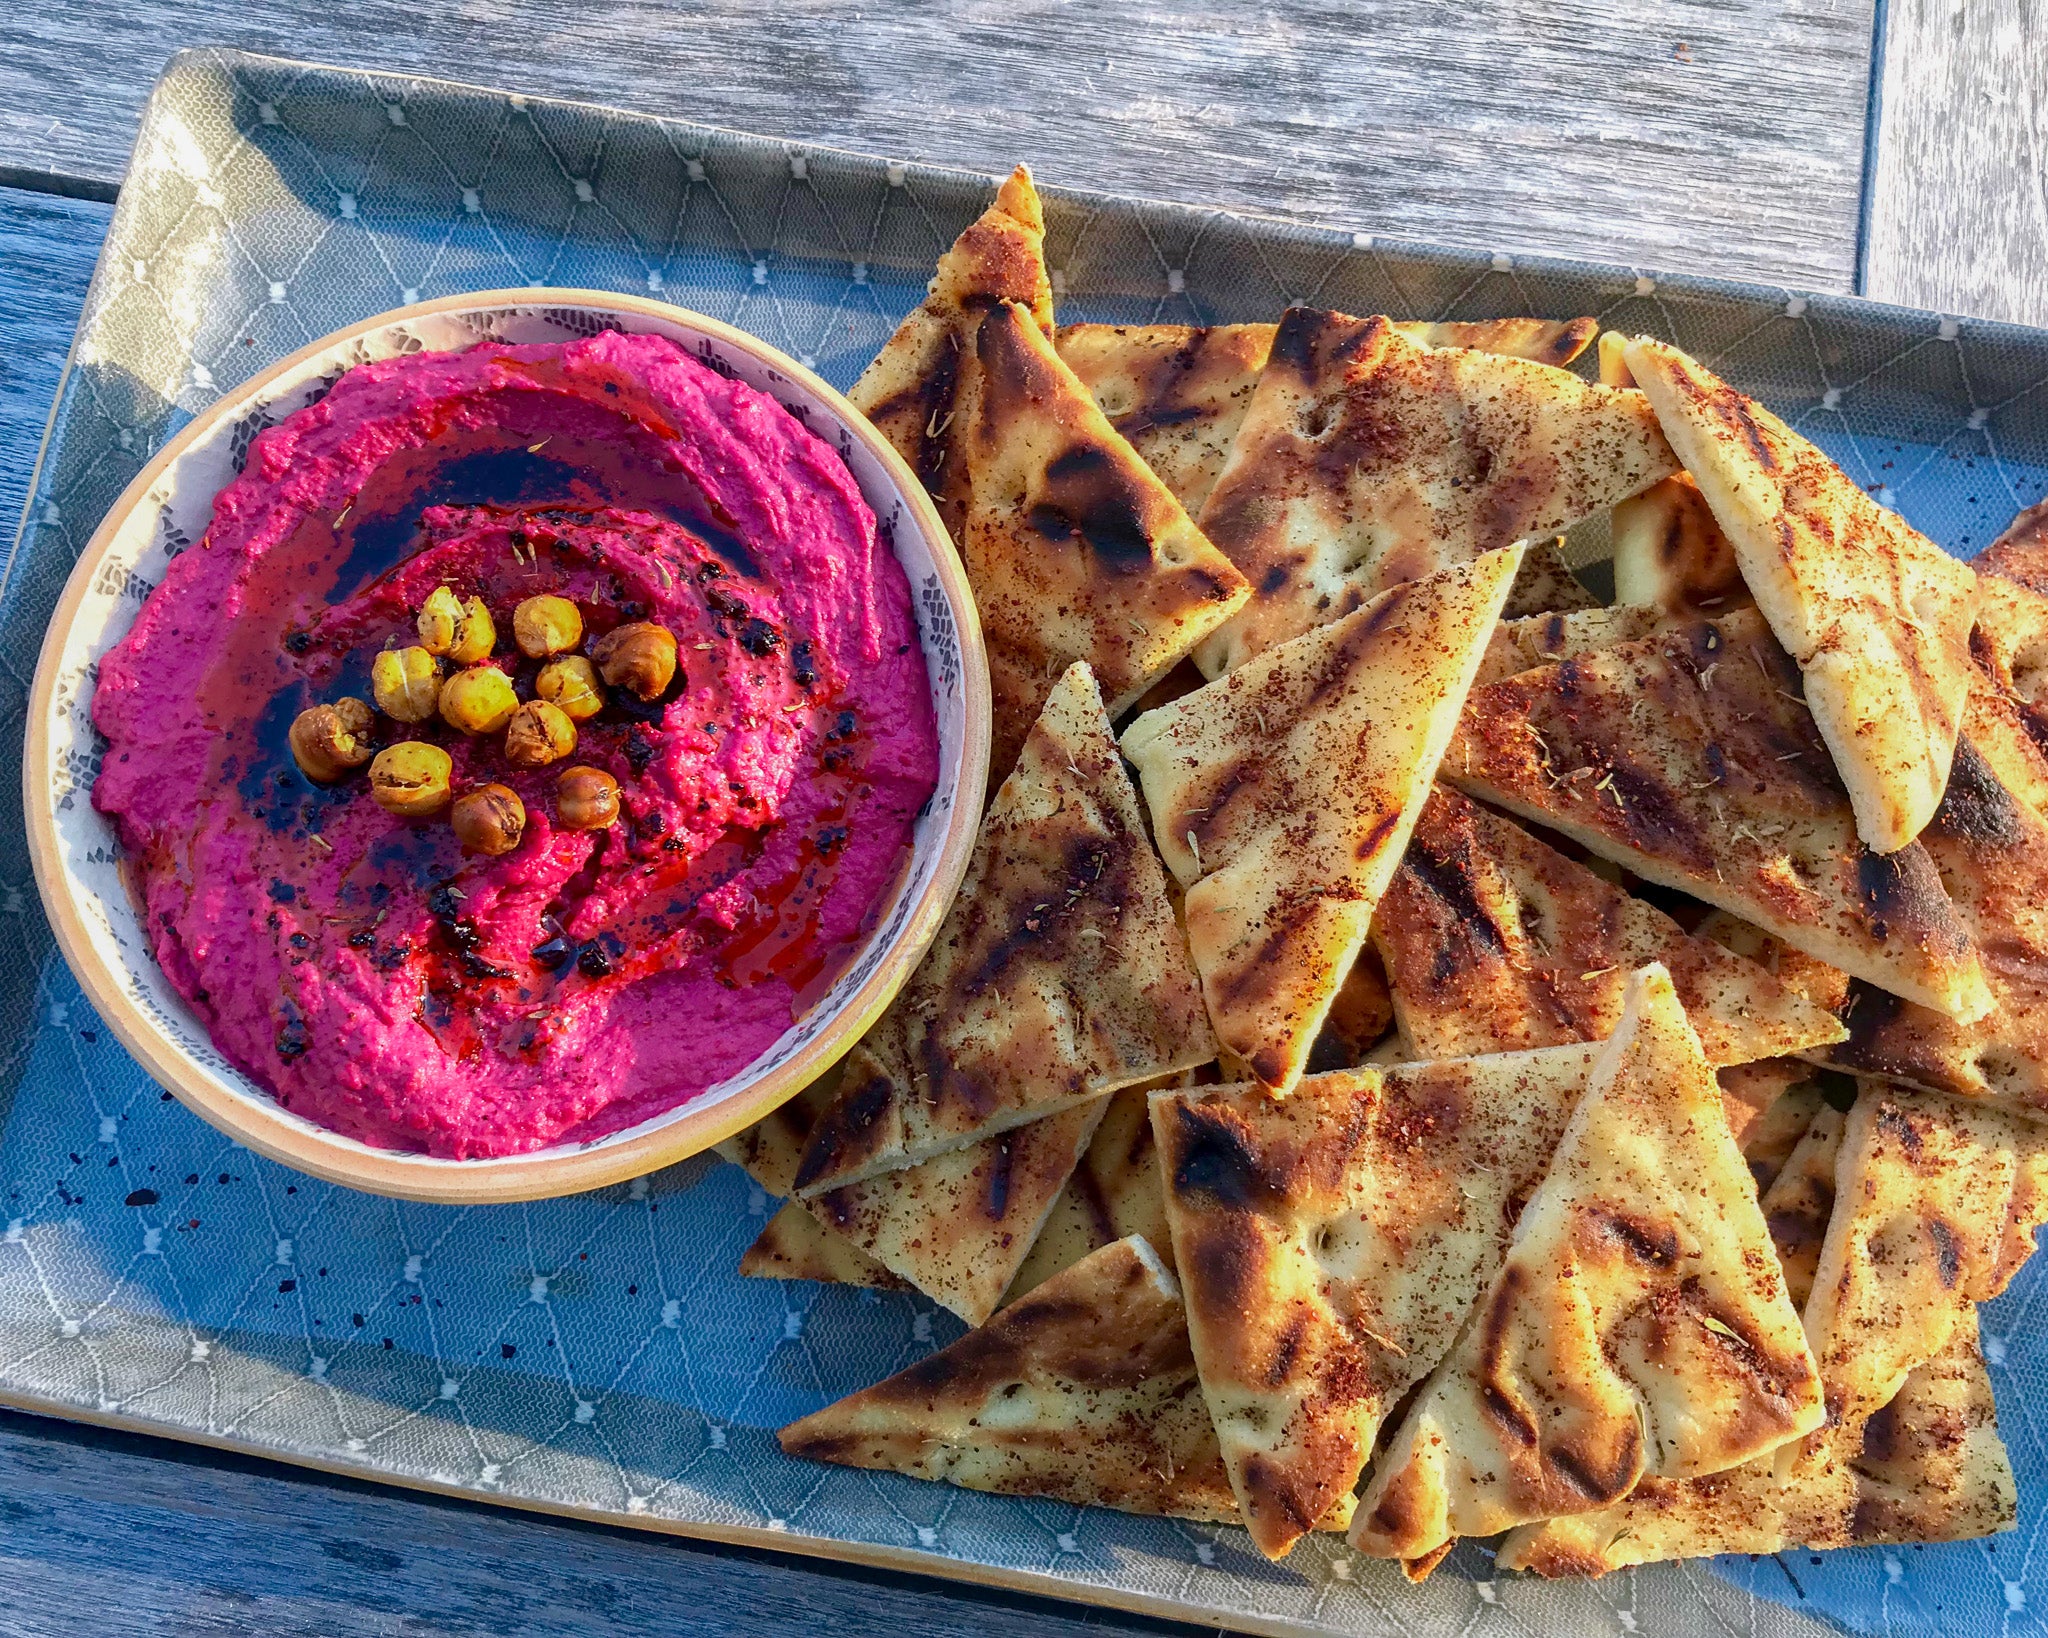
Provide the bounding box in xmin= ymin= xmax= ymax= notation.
xmin=6 ymin=46 xmax=2048 ymax=1638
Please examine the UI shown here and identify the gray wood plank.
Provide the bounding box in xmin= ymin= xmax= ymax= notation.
xmin=1 ymin=0 xmax=1874 ymax=292
xmin=1862 ymin=0 xmax=2048 ymax=326
xmin=0 ymin=1408 xmax=1219 ymax=1638
xmin=0 ymin=179 xmax=1213 ymax=1638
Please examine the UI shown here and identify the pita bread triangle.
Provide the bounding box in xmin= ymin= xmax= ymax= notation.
xmin=794 ymin=662 xmax=1215 ymax=1196
xmin=1444 ymin=604 xmax=1994 ymax=1023
xmin=1499 ymin=538 xmax=1603 ymax=618
xmin=1475 ymin=603 xmax=1683 ymax=689
xmin=1372 ymin=784 xmax=1845 ymax=1065
xmin=804 ymin=1075 xmax=1111 ymax=1323
xmin=716 ymin=1074 xmax=837 ymax=1198
xmin=1611 ymin=471 xmax=1750 ymax=615
xmin=1054 ymin=321 xmax=1278 ymax=519
xmin=779 ymin=1236 xmax=1244 ymax=1523
xmin=1785 ymin=1080 xmax=2048 ymax=1482
xmin=1499 ymin=1101 xmax=2018 ymax=1576
xmin=1190 ymin=308 xmax=1676 ymax=676
xmin=1054 ymin=316 xmax=1598 ymax=522
xmin=1349 ymin=964 xmax=1824 ymax=1571
xmin=740 ymin=1074 xmax=1187 ymax=1311
xmin=1002 ymin=1083 xmax=1175 ymax=1304
xmin=1819 ymin=736 xmax=2048 ymax=1116
xmin=1152 ymin=1039 xmax=1601 ymax=1560
xmin=1978 ymin=498 xmax=2048 ymax=595
xmin=1624 ymin=337 xmax=1980 ymax=854
xmin=1964 ymin=571 xmax=2048 ymax=820
xmin=1755 ymin=1100 xmax=1847 ymax=1311
xmin=1122 ymin=546 xmax=1519 ymax=1093
xmin=1496 ymin=1309 xmax=2013 ymax=1575
xmin=740 ymin=1201 xmax=905 ymax=1289
xmin=778 ymin=1235 xmax=1357 ymax=1531
xmin=1738 ymin=1076 xmax=1827 ymax=1191
xmin=847 ymin=166 xmax=1053 ymax=537
xmin=959 ymin=302 xmax=1251 ymax=778
xmin=1396 ymin=316 xmax=1601 ymax=365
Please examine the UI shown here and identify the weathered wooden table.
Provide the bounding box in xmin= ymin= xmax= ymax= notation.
xmin=0 ymin=4 xmax=2036 ymax=1632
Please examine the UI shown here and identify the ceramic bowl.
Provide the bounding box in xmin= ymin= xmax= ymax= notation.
xmin=24 ymin=290 xmax=988 ymax=1203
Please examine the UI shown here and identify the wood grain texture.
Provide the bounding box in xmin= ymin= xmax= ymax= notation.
xmin=0 ymin=1408 xmax=1218 ymax=1638
xmin=0 ymin=185 xmax=1213 ymax=1638
xmin=1863 ymin=0 xmax=2048 ymax=326
xmin=0 ymin=187 xmax=108 ymax=539
xmin=0 ymin=0 xmax=1876 ymax=291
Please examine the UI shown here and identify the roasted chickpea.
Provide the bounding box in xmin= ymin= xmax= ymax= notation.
xmin=590 ymin=620 xmax=678 ymax=701
xmin=451 ymin=784 xmax=526 ymax=855
xmin=368 ymin=742 xmax=453 ymax=816
xmin=370 ymin=645 xmax=442 ymax=723
xmin=417 ymin=586 xmax=496 ymax=664
xmin=439 ymin=666 xmax=519 ymax=735
xmin=555 ymin=764 xmax=621 ymax=830
xmin=512 ymin=594 xmax=583 ymax=658
xmin=536 ymin=654 xmax=604 ymax=720
xmin=503 ymin=700 xmax=577 ymax=768
xmin=288 ymin=698 xmax=374 ymax=783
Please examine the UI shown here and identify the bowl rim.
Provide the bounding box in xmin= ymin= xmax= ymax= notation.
xmin=23 ymin=288 xmax=990 ymax=1204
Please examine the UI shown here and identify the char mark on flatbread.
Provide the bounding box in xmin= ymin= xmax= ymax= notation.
xmin=1350 ymin=965 xmax=1822 ymax=1570
xmin=961 ymin=304 xmax=1251 ymax=778
xmin=795 ymin=663 xmax=1214 ymax=1197
xmin=1190 ymin=308 xmax=1675 ymax=676
xmin=1624 ymin=337 xmax=1979 ymax=855
xmin=1444 ymin=605 xmax=1992 ymax=1024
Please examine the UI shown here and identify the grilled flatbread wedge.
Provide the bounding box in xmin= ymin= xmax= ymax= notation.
xmin=847 ymin=165 xmax=1053 ymax=536
xmin=1625 ymin=337 xmax=1980 ymax=854
xmin=1003 ymin=1083 xmax=1174 ymax=1302
xmin=1821 ymin=738 xmax=2048 ymax=1116
xmin=1759 ymin=1102 xmax=1847 ymax=1309
xmin=795 ymin=663 xmax=1214 ymax=1194
xmin=1790 ymin=1082 xmax=2048 ymax=1473
xmin=1739 ymin=1076 xmax=1826 ymax=1191
xmin=778 ymin=1237 xmax=1242 ymax=1522
xmin=1305 ymin=947 xmax=1395 ymax=1073
xmin=1055 ymin=322 xmax=1276 ymax=518
xmin=1973 ymin=571 xmax=2048 ymax=697
xmin=1398 ymin=316 xmax=1600 ymax=365
xmin=1191 ymin=309 xmax=1674 ymax=675
xmin=720 ymin=1068 xmax=902 ymax=1289
xmin=1965 ymin=572 xmax=2048 ymax=820
xmin=1696 ymin=907 xmax=1856 ymax=1017
xmin=1975 ymin=497 xmax=2048 ymax=595
xmin=740 ymin=1202 xmax=906 ymax=1289
xmin=1502 ymin=1095 xmax=2020 ymax=1576
xmin=717 ymin=1073 xmax=840 ymax=1198
xmin=1719 ymin=1059 xmax=1808 ymax=1151
xmin=1610 ymin=472 xmax=1748 ymax=615
xmin=1350 ymin=965 xmax=1824 ymax=1570
xmin=1153 ymin=1041 xmax=1601 ymax=1559
xmin=1474 ymin=604 xmax=1676 ymax=689
xmin=1373 ymin=785 xmax=1845 ymax=1065
xmin=1124 ymin=548 xmax=1520 ymax=1092
xmin=959 ymin=303 xmax=1251 ymax=775
xmin=1445 ymin=606 xmax=1993 ymax=1022
xmin=1500 ymin=538 xmax=1602 ymax=618
xmin=805 ymin=1079 xmax=1110 ymax=1323
xmin=1497 ymin=1310 xmax=2012 ymax=1574
xmin=735 ymin=1076 xmax=1133 ymax=1311
xmin=1056 ymin=317 xmax=1598 ymax=520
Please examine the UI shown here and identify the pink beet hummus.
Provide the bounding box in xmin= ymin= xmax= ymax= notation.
xmin=92 ymin=330 xmax=939 ymax=1158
